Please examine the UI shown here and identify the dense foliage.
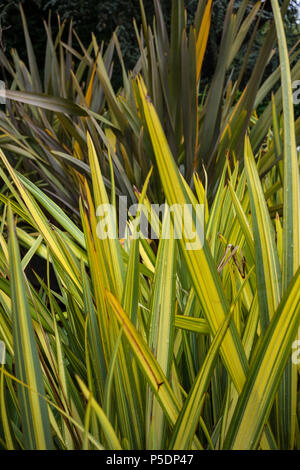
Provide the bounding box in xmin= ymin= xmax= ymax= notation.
xmin=0 ymin=0 xmax=299 ymax=451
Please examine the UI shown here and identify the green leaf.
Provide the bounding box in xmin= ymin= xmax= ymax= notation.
xmin=137 ymin=76 xmax=248 ymax=394
xmin=270 ymin=0 xmax=300 ymax=449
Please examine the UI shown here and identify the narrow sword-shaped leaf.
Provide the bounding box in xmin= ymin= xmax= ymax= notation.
xmin=271 ymin=0 xmax=300 ymax=449
xmin=137 ymin=76 xmax=248 ymax=393
xmin=146 ymin=212 xmax=176 ymax=449
xmin=7 ymin=205 xmax=53 ymax=449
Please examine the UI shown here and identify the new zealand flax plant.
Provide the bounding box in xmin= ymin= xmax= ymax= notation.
xmin=0 ymin=0 xmax=299 ymax=450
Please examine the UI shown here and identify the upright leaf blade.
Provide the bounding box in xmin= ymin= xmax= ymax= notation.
xmin=244 ymin=135 xmax=281 ymax=333
xmin=146 ymin=213 xmax=176 ymax=449
xmin=8 ymin=206 xmax=53 ymax=449
xmin=224 ymin=267 xmax=300 ymax=449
